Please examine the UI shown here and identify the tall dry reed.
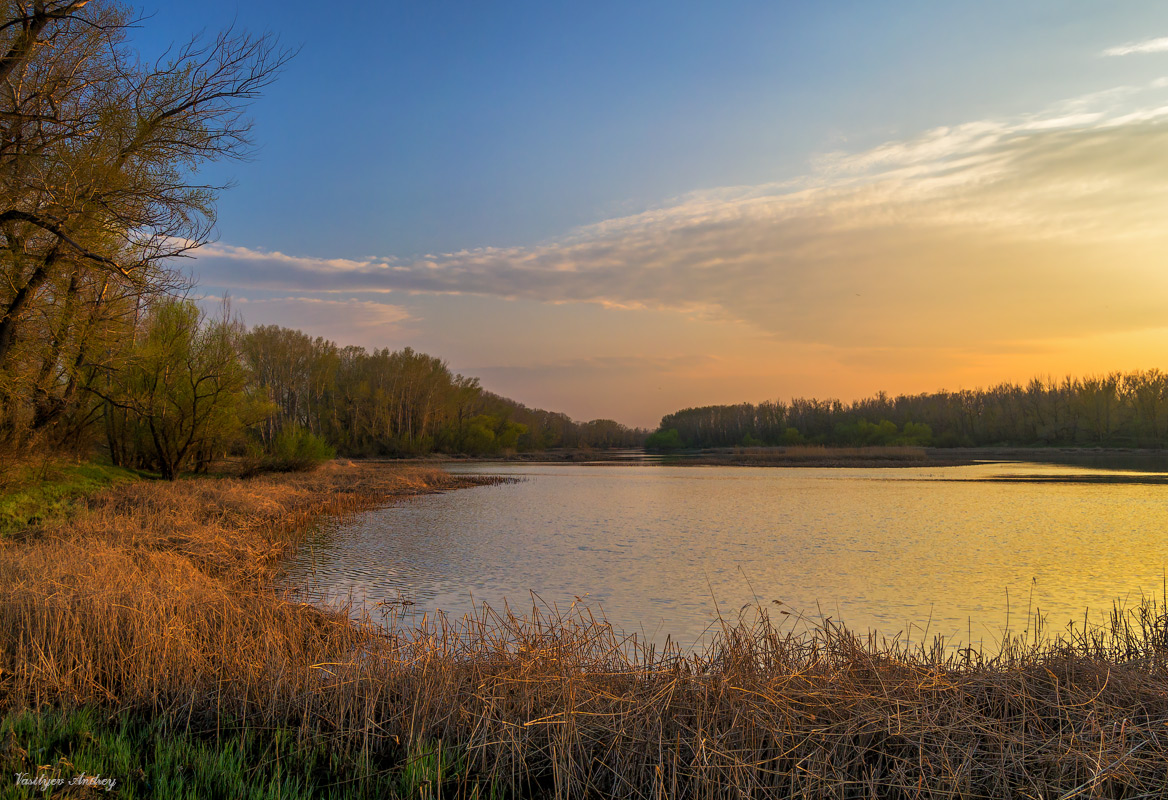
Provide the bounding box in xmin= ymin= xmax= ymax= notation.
xmin=2 ymin=462 xmax=1167 ymax=798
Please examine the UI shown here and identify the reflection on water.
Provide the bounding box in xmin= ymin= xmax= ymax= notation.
xmin=283 ymin=461 xmax=1168 ymax=648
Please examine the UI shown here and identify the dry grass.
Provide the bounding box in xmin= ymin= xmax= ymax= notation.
xmin=2 ymin=462 xmax=1168 ymax=798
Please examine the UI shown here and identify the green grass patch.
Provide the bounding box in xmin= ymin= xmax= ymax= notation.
xmin=0 ymin=707 xmax=495 ymax=799
xmin=0 ymin=462 xmax=143 ymax=535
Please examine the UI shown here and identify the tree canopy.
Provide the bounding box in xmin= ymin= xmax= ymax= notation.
xmin=0 ymin=2 xmax=643 ymax=477
xmin=652 ymin=372 xmax=1168 ymax=450
xmin=0 ymin=0 xmax=291 ymax=445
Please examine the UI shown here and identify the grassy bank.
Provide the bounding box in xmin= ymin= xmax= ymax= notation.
xmin=2 ymin=463 xmax=1168 ymax=798
xmin=0 ymin=460 xmax=143 ymax=536
xmin=0 ymin=705 xmax=409 ymax=798
xmin=0 ymin=462 xmax=502 ymax=797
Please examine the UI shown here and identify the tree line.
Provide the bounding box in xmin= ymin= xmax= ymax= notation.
xmin=649 ymin=372 xmax=1168 ymax=450
xmin=239 ymin=323 xmax=645 ymax=458
xmin=8 ymin=289 xmax=646 ymax=477
xmin=0 ymin=2 xmax=643 ymax=477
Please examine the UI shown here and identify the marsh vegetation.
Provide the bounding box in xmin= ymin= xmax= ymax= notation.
xmin=1 ymin=462 xmax=1167 ymax=798
xmin=2 ymin=4 xmax=1168 ymax=798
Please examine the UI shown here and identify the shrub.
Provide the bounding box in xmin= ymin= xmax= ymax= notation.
xmin=645 ymin=428 xmax=684 ymax=451
xmin=256 ymin=427 xmax=336 ymax=474
xmin=934 ymin=430 xmax=975 ymax=448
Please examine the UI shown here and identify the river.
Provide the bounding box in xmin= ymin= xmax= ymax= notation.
xmin=284 ymin=460 xmax=1168 ymax=649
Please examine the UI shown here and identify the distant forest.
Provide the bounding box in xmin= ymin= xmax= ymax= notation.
xmin=649 ymin=372 xmax=1168 ymax=450
xmin=240 ymin=324 xmax=645 ymax=456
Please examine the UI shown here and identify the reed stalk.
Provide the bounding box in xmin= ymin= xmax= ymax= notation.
xmin=2 ymin=462 xmax=1166 ymax=798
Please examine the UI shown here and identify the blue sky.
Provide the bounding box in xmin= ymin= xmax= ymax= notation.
xmin=137 ymin=2 xmax=1168 ymax=426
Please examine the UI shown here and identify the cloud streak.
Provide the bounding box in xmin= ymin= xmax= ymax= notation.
xmin=1103 ymin=37 xmax=1168 ymax=57
xmin=193 ymin=90 xmax=1168 ymax=353
xmin=226 ymin=296 xmax=413 ymax=342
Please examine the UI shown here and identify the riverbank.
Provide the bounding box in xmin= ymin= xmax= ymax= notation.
xmin=2 ymin=462 xmax=1168 ymax=797
xmin=401 ymin=444 xmax=1168 ymax=470
xmin=0 ymin=461 xmax=142 ymax=535
xmin=656 ymin=445 xmax=964 ymax=468
xmin=0 ymin=462 xmax=501 ymax=797
xmin=652 ymin=445 xmax=1168 ymax=469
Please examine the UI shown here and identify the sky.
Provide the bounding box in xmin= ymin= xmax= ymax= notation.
xmin=138 ymin=2 xmax=1168 ymax=428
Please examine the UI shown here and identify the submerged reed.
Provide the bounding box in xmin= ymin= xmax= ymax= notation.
xmin=1 ymin=462 xmax=1166 ymax=798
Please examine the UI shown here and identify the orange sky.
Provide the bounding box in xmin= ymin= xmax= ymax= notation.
xmin=193 ymin=64 xmax=1168 ymax=428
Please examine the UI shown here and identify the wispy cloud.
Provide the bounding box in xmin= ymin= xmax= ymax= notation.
xmin=228 ymin=296 xmax=413 ymax=340
xmin=470 ymin=354 xmax=715 ymax=378
xmin=1102 ymin=36 xmax=1168 ymax=57
xmin=193 ymin=88 xmax=1168 ymax=353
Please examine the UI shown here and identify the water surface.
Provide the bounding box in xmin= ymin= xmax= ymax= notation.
xmin=284 ymin=461 xmax=1168 ymax=648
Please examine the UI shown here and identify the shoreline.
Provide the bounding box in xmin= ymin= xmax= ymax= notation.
xmin=4 ymin=461 xmax=1168 ymax=797
xmin=0 ymin=462 xmax=504 ymax=797
xmin=371 ymin=444 xmax=1168 ymax=470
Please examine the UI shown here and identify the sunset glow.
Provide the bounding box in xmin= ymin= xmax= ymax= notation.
xmin=142 ymin=3 xmax=1168 ymax=427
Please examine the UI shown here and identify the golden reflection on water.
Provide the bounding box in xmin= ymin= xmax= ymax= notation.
xmin=284 ymin=462 xmax=1168 ymax=649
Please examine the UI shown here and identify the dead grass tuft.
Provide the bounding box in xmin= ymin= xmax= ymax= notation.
xmin=2 ymin=462 xmax=1167 ymax=797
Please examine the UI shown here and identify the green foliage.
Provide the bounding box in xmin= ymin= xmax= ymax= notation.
xmin=273 ymin=427 xmax=336 ymax=469
xmin=0 ymin=5 xmax=288 ymax=451
xmin=254 ymin=426 xmax=336 ymax=473
xmin=645 ymin=428 xmax=685 ymax=451
xmin=825 ymin=418 xmax=930 ymax=446
xmin=0 ymin=462 xmax=140 ymax=535
xmin=242 ymin=326 xmax=642 ymax=458
xmin=104 ymin=300 xmax=256 ymax=479
xmin=898 ymin=421 xmax=933 ymax=446
xmin=934 ymin=430 xmax=974 ymax=448
xmin=453 ymin=415 xmax=530 ymax=455
xmin=655 ymin=370 xmax=1168 ymax=450
xmin=0 ymin=706 xmax=405 ymax=800
xmin=461 ymin=419 xmax=498 ymax=455
xmin=0 ymin=708 xmax=513 ymax=800
xmin=833 ymin=418 xmax=899 ymax=446
xmin=495 ymin=420 xmax=528 ymax=452
xmin=397 ymin=740 xmax=470 ymax=799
